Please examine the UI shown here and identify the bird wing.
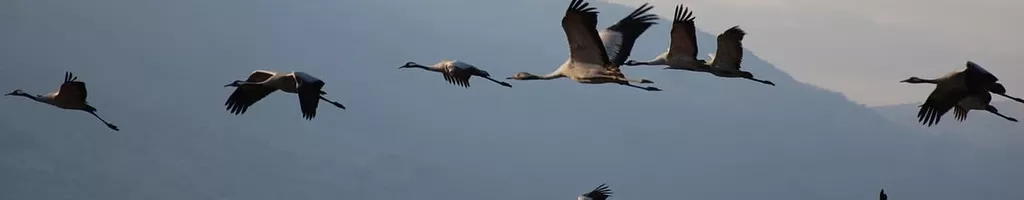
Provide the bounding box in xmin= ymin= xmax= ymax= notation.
xmin=224 ymin=70 xmax=278 ymax=115
xmin=291 ymin=71 xmax=326 ymax=120
xmin=55 ymin=71 xmax=88 ymax=104
xmin=600 ymin=2 xmax=658 ymax=68
xmin=578 ymin=184 xmax=612 ymax=200
xmin=667 ymin=5 xmax=698 ymax=59
xmin=435 ymin=62 xmax=472 ymax=87
xmin=710 ymin=26 xmax=746 ymax=70
xmin=290 ymin=71 xmax=323 ymax=87
xmin=963 ymin=61 xmax=998 ymax=89
xmin=562 ymin=0 xmax=611 ymax=67
xmin=225 ymin=85 xmax=277 ymax=115
xmin=917 ymin=77 xmax=971 ymax=126
xmin=247 ymin=70 xmax=277 ymax=83
xmin=953 ymin=105 xmax=969 ymax=122
xmin=448 ymin=60 xmax=475 ymax=70
xmin=298 ymin=88 xmax=322 ymax=120
xmin=445 ymin=68 xmax=473 ymax=88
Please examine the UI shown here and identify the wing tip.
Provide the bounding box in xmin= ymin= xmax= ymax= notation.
xmin=726 ymin=26 xmax=745 ymax=34
xmin=567 ymin=0 xmax=597 ymax=14
xmin=674 ymin=5 xmax=694 ymax=23
xmin=586 ymin=183 xmax=613 ymax=198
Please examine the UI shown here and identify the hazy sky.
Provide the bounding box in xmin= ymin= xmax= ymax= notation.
xmin=613 ymin=0 xmax=1023 ymax=106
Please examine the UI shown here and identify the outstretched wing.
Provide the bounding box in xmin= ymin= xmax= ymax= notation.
xmin=224 ymin=70 xmax=278 ymax=115
xmin=55 ymin=71 xmax=88 ymax=103
xmin=953 ymin=105 xmax=970 ymax=122
xmin=953 ymin=91 xmax=992 ymax=122
xmin=246 ymin=70 xmax=277 ymax=83
xmin=963 ymin=61 xmax=998 ymax=90
xmin=292 ymin=72 xmax=326 ymax=120
xmin=917 ymin=81 xmax=970 ymax=126
xmin=578 ymin=184 xmax=612 ymax=200
xmin=601 ymin=3 xmax=658 ymax=67
xmin=442 ymin=69 xmax=472 ymax=88
xmin=710 ymin=26 xmax=746 ymax=70
xmin=439 ymin=61 xmax=475 ymax=87
xmin=562 ymin=0 xmax=611 ymax=66
xmin=668 ymin=5 xmax=698 ymax=59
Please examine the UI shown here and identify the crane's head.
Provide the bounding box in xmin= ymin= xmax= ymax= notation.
xmin=507 ymin=72 xmax=538 ymax=80
xmin=399 ymin=62 xmax=421 ymax=69
xmin=900 ymin=77 xmax=927 ymax=84
xmin=5 ymin=89 xmax=24 ymax=96
xmin=224 ymin=80 xmax=246 ymax=87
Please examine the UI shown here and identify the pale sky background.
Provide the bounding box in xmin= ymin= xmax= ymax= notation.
xmin=613 ymin=0 xmax=1023 ymax=106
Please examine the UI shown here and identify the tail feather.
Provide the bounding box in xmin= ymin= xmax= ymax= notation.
xmin=84 ymin=105 xmax=98 ymax=112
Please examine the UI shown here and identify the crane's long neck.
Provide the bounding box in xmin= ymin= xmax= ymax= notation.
xmin=535 ymin=72 xmax=565 ymax=80
xmin=921 ymin=79 xmax=940 ymax=84
xmin=414 ymin=65 xmax=444 ymax=73
xmin=10 ymin=93 xmax=50 ymax=104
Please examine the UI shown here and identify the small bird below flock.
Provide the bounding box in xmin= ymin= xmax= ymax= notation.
xmin=400 ymin=60 xmax=512 ymax=88
xmin=224 ymin=70 xmax=346 ymax=120
xmin=506 ymin=0 xmax=661 ymax=91
xmin=5 ymin=72 xmax=119 ymax=131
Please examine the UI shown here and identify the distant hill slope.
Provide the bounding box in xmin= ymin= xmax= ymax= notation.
xmin=1 ymin=0 xmax=1021 ymax=200
xmin=873 ymin=101 xmax=1024 ymax=151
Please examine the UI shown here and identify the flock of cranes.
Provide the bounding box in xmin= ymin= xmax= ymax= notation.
xmin=571 ymin=184 xmax=892 ymax=200
xmin=8 ymin=0 xmax=1018 ymax=130
xmin=2 ymin=0 xmax=1020 ymax=197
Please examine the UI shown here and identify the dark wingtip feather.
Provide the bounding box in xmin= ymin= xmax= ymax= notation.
xmin=568 ymin=0 xmax=597 ymax=14
xmin=725 ymin=26 xmax=746 ymax=35
xmin=674 ymin=5 xmax=694 ymax=23
xmin=719 ymin=26 xmax=747 ymax=41
xmin=583 ymin=184 xmax=613 ymax=197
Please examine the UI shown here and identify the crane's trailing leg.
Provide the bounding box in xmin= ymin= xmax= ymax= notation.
xmin=480 ymin=76 xmax=512 ymax=87
xmin=86 ymin=111 xmax=119 ymax=131
xmin=607 ymin=75 xmax=654 ymax=84
xmin=620 ymin=83 xmax=661 ymax=91
xmin=319 ymin=96 xmax=346 ymax=109
xmin=986 ymin=107 xmax=1018 ymax=122
xmin=995 ymin=93 xmax=1024 ymax=104
xmin=745 ymin=77 xmax=775 ymax=86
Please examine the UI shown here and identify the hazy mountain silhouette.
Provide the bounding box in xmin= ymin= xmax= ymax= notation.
xmin=1 ymin=0 xmax=1020 ymax=199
